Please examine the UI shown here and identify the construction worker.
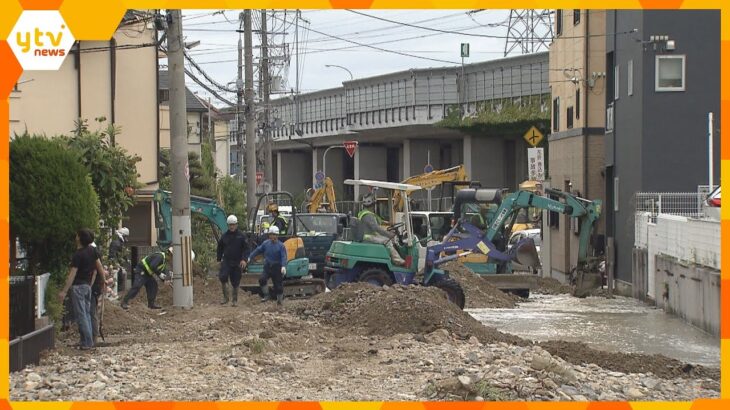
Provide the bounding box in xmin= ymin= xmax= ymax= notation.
xmin=108 ymin=227 xmax=129 ymax=263
xmin=248 ymin=225 xmax=288 ymax=305
xmin=358 ymin=193 xmax=406 ymax=266
xmin=267 ymin=202 xmax=288 ymax=234
xmin=216 ymin=215 xmax=250 ymax=306
xmin=121 ymin=249 xmax=171 ymax=310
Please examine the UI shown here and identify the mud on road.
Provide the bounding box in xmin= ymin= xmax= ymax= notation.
xmin=10 ymin=269 xmax=719 ymax=402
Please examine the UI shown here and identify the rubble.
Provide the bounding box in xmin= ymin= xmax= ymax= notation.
xmin=12 ymin=276 xmax=720 ymax=402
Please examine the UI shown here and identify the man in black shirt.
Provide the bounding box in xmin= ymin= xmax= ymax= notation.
xmin=217 ymin=215 xmax=250 ymax=306
xmin=59 ymin=228 xmax=107 ymax=350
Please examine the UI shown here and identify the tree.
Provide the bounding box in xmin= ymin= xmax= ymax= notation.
xmin=60 ymin=118 xmax=141 ymax=248
xmin=10 ymin=134 xmax=100 ymax=278
xmin=158 ymin=144 xmax=219 ymax=275
xmin=219 ymin=176 xmax=247 ymax=224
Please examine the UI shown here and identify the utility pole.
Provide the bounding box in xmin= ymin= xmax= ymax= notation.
xmin=244 ymin=10 xmax=257 ymax=215
xmin=261 ymin=10 xmax=272 ymax=193
xmin=237 ymin=12 xmax=244 ymax=183
xmin=166 ymin=9 xmax=193 ymax=308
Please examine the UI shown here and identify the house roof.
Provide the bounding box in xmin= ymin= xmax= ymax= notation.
xmin=158 ymin=71 xmax=208 ymax=112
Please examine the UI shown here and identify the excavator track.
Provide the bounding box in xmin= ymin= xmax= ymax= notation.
xmin=282 ymin=278 xmax=327 ymax=299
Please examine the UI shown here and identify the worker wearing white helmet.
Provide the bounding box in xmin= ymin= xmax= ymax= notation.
xmin=216 ymin=214 xmax=251 ymax=306
xmin=247 ymin=224 xmax=288 ymax=305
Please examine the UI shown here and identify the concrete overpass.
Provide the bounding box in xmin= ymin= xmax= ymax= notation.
xmin=268 ymin=52 xmax=549 ymax=203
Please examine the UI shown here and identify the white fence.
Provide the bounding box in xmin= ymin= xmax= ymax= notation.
xmin=634 ymin=192 xmax=708 ymax=221
xmin=635 ymin=212 xmax=720 ymax=299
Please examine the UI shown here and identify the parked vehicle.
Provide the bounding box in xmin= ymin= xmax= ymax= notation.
xmin=293 ymin=212 xmax=349 ymax=279
xmin=703 ymin=186 xmax=721 ymax=220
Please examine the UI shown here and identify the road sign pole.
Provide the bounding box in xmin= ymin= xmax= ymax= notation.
xmin=322 ymin=145 xmax=344 ymax=181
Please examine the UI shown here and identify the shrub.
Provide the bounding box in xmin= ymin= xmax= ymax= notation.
xmin=10 ymin=134 xmax=99 ymax=279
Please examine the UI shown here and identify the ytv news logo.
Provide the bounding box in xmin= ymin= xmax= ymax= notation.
xmin=9 ymin=11 xmax=75 ymax=71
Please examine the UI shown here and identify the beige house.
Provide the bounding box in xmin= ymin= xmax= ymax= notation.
xmin=546 ymin=9 xmax=607 ymax=281
xmin=157 ymin=70 xmax=207 ymax=157
xmin=9 ymin=11 xmax=160 ymax=247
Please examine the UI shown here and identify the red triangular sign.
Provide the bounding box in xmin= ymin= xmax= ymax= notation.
xmin=344 ymin=141 xmax=358 ymax=158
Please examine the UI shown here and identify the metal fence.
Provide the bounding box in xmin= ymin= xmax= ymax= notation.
xmin=634 ymin=192 xmax=708 ymax=221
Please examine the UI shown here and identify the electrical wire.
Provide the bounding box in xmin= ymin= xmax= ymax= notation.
xmin=346 ymin=10 xmax=637 ymax=40
xmin=268 ymin=13 xmax=462 ymax=66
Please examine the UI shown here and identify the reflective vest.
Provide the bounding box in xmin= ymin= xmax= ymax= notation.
xmin=142 ymin=252 xmax=166 ymax=276
xmin=357 ymin=209 xmax=383 ymax=224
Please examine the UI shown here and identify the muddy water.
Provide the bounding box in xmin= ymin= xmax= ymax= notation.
xmin=469 ymin=294 xmax=720 ymax=367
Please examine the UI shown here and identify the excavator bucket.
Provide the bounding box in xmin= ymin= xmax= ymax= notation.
xmin=512 ymin=238 xmax=541 ymax=268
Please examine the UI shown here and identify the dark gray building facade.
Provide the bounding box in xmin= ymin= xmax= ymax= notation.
xmin=605 ymin=10 xmax=720 ymax=288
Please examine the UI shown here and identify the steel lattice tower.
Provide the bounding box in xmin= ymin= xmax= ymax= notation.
xmin=504 ymin=10 xmax=554 ymax=56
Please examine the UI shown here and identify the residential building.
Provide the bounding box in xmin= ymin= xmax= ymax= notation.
xmin=158 ymin=70 xmax=207 ymax=156
xmin=9 ymin=11 xmax=160 ymax=247
xmin=605 ymin=10 xmax=720 ymax=295
xmin=546 ymin=9 xmax=607 ymax=282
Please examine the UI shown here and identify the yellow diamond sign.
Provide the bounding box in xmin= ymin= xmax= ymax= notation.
xmin=523 ymin=126 xmax=544 ymax=147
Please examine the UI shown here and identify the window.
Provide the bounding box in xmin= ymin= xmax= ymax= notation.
xmin=613 ymin=177 xmax=619 ymax=212
xmin=158 ymin=89 xmax=169 ymax=102
xmin=576 ymin=89 xmax=580 ymax=120
xmin=656 ymin=55 xmax=685 ymax=91
xmin=552 ymin=97 xmax=560 ymax=131
xmin=573 ymin=10 xmax=581 ymax=25
xmin=567 ymin=106 xmax=574 ymax=129
xmin=556 ymin=10 xmax=563 ymax=36
xmin=627 ymin=60 xmax=633 ymax=96
xmin=614 ymin=65 xmax=619 ymax=100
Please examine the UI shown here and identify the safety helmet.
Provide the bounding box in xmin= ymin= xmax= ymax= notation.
xmin=267 ymin=202 xmax=279 ymax=213
xmin=268 ymin=226 xmax=280 ymax=235
xmin=261 ymin=221 xmax=271 ymax=230
xmin=226 ymin=215 xmax=238 ymax=225
xmin=117 ymin=227 xmax=130 ymax=237
xmin=166 ymin=247 xmax=196 ymax=261
xmin=361 ymin=193 xmax=376 ymax=207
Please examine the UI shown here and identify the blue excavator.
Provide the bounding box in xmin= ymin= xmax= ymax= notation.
xmin=424 ymin=187 xmax=602 ymax=297
xmin=153 ymin=190 xmax=325 ymax=298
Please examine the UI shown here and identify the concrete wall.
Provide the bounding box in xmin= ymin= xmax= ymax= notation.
xmin=358 ymin=146 xmax=387 ymax=181
xmin=655 ymin=255 xmax=720 ymax=336
xmin=633 ymin=212 xmax=720 ymax=334
xmin=278 ymin=151 xmax=311 ymax=198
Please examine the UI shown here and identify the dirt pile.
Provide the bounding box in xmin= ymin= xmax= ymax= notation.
xmin=532 ymin=277 xmax=573 ymax=295
xmin=297 ymin=283 xmax=522 ymax=345
xmin=442 ymin=262 xmax=520 ymax=309
xmin=538 ymin=340 xmax=720 ymax=380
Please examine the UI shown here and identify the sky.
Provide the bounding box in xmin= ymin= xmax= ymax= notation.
xmin=176 ymin=9 xmax=551 ymax=108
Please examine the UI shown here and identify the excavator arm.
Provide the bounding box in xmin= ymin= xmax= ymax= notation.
xmin=393 ymin=165 xmax=467 ymax=212
xmin=154 ymin=190 xmax=229 ymax=249
xmin=482 ymin=188 xmax=601 ymax=266
xmin=425 ymin=188 xmax=601 ymax=289
xmin=307 ymin=177 xmax=337 ymax=213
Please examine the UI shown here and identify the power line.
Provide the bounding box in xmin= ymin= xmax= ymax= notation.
xmin=269 ymin=12 xmax=462 ymax=66
xmin=184 ymin=67 xmax=236 ymax=107
xmin=346 ymin=9 xmax=638 ymax=40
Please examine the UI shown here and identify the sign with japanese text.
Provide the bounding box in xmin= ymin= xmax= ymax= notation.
xmin=528 ymin=148 xmax=545 ymax=181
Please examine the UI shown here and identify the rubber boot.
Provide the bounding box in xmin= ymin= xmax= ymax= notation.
xmin=260 ymin=285 xmax=269 ymax=302
xmin=387 ymin=242 xmax=406 ymax=266
xmin=220 ymin=283 xmax=229 ymax=305
xmin=231 ymin=287 xmax=238 ymax=307
xmin=276 ymin=294 xmax=283 ymax=305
